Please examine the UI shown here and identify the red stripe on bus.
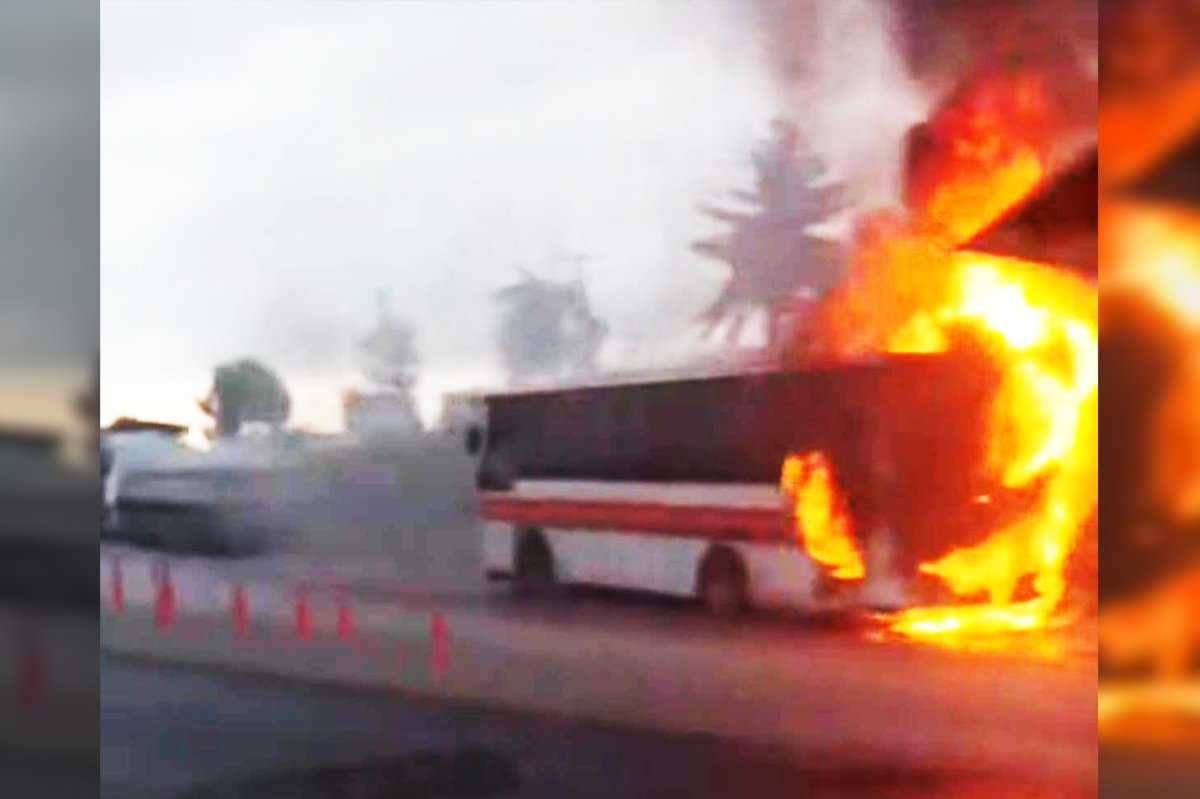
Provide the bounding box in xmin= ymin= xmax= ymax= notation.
xmin=479 ymin=495 xmax=788 ymax=540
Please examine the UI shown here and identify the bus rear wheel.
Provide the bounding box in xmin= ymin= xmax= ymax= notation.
xmin=699 ymin=548 xmax=747 ymax=620
xmin=513 ymin=531 xmax=554 ymax=599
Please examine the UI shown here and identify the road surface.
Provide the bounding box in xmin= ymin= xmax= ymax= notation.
xmin=101 ymin=653 xmax=1087 ymax=799
xmin=101 ymin=540 xmax=1096 ymax=788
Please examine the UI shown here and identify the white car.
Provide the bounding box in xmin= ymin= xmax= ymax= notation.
xmin=102 ymin=427 xmax=288 ymax=555
xmin=102 ymin=429 xmax=186 ymax=532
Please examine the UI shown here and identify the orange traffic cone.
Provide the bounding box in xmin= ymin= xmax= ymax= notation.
xmin=336 ymin=591 xmax=355 ymax=641
xmin=232 ymin=584 xmax=251 ymax=639
xmin=110 ymin=556 xmax=125 ymax=615
xmin=154 ymin=562 xmax=176 ymax=631
xmin=430 ymin=612 xmax=450 ymax=678
xmin=294 ymin=587 xmax=313 ymax=640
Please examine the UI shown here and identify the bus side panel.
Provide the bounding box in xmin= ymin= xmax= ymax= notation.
xmin=734 ymin=541 xmax=821 ymax=611
xmin=548 ymin=528 xmax=706 ymax=597
xmin=546 ymin=526 xmax=824 ymax=610
xmin=482 ymin=521 xmax=515 ymax=578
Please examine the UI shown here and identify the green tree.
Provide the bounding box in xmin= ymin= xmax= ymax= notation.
xmin=198 ymin=359 xmax=290 ymax=438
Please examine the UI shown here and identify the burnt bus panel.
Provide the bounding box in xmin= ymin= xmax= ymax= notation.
xmin=874 ymin=357 xmax=1001 ymax=566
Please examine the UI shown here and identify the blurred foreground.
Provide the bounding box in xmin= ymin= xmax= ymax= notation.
xmin=103 ymin=653 xmax=1090 ymax=799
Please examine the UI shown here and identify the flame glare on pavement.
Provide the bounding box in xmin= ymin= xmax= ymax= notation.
xmin=781 ymin=452 xmax=866 ymax=581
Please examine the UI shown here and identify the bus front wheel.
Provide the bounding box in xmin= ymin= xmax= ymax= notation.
xmin=698 ymin=547 xmax=747 ymax=620
xmin=513 ymin=530 xmax=554 ymax=599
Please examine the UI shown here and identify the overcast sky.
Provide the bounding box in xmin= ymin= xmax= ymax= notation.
xmin=101 ymin=0 xmax=784 ymax=432
xmin=1 ymin=1 xmax=97 ymax=434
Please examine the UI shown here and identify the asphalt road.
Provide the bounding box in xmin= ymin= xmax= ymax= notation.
xmin=100 ymin=653 xmax=1089 ymax=799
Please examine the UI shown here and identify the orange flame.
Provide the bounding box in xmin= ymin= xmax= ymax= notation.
xmin=1105 ymin=204 xmax=1200 ymax=523
xmin=887 ymin=251 xmax=1098 ymax=640
xmin=1096 ymin=207 xmax=1200 ymax=711
xmin=791 ymin=67 xmax=1098 ymax=644
xmin=923 ymin=148 xmax=1044 ymax=245
xmin=1101 ymin=563 xmax=1200 ymax=683
xmin=1095 ymin=72 xmax=1200 ymax=730
xmin=826 ymin=67 xmax=1102 ymax=643
xmin=781 ymin=452 xmax=865 ymax=581
xmin=1105 ymin=203 xmax=1200 ymax=329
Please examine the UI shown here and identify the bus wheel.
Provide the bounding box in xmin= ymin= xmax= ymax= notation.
xmin=699 ymin=547 xmax=747 ymax=620
xmin=513 ymin=531 xmax=554 ymax=599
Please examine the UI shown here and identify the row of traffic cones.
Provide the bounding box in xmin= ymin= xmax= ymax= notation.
xmin=107 ymin=555 xmax=451 ymax=677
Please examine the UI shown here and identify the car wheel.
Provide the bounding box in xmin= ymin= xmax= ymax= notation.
xmin=195 ymin=509 xmax=234 ymax=557
xmin=122 ymin=507 xmax=161 ymax=550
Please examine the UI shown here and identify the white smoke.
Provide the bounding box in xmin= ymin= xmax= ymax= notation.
xmin=751 ymin=0 xmax=927 ymax=210
xmin=746 ymin=0 xmax=1096 ymax=211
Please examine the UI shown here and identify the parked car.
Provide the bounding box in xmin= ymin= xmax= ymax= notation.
xmin=102 ymin=422 xmax=188 ymax=539
xmin=102 ymin=421 xmax=289 ymax=555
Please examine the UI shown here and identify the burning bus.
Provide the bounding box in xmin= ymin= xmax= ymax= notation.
xmin=469 ymin=49 xmax=1100 ymax=634
xmin=472 ymin=353 xmax=1005 ymax=618
xmin=1098 ymin=74 xmax=1200 ymax=704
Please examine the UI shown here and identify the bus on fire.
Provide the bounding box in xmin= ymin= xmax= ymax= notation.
xmin=468 ymin=353 xmax=1008 ymax=618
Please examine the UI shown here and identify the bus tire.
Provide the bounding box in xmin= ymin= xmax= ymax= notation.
xmin=698 ymin=546 xmax=748 ymax=620
xmin=513 ymin=529 xmax=555 ymax=599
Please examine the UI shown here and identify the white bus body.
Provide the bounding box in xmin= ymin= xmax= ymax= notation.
xmin=480 ymin=480 xmax=908 ymax=615
xmin=473 ymin=357 xmax=999 ymax=617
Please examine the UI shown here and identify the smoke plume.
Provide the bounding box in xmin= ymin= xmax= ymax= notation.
xmin=745 ymin=0 xmax=1098 ymax=207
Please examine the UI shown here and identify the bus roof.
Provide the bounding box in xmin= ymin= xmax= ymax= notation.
xmin=480 ymin=353 xmax=933 ymax=400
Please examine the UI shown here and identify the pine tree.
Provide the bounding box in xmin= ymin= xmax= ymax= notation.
xmin=494 ymin=268 xmax=607 ymax=383
xmin=691 ymin=119 xmax=847 ymax=351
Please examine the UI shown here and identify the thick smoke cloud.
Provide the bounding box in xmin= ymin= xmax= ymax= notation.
xmin=745 ymin=0 xmax=1097 ymax=208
